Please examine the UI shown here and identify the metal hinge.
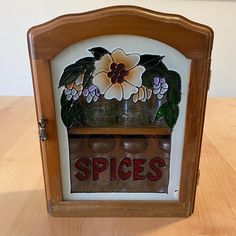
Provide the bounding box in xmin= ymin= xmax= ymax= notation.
xmin=38 ymin=118 xmax=47 ymax=141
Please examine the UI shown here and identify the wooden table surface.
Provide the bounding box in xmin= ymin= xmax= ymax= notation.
xmin=0 ymin=97 xmax=235 ymax=236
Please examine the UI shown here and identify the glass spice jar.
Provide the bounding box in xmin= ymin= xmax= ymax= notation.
xmin=84 ymin=97 xmax=117 ymax=127
xmin=118 ymin=99 xmax=150 ymax=127
xmin=149 ymin=95 xmax=168 ymax=127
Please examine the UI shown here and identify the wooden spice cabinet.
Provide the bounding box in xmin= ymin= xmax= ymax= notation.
xmin=28 ymin=6 xmax=213 ymax=217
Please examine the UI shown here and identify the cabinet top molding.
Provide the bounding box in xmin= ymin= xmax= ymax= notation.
xmin=28 ymin=5 xmax=213 ymax=60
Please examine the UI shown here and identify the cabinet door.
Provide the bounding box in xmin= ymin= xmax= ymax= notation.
xmin=50 ymin=34 xmax=190 ymax=201
xmin=28 ymin=6 xmax=213 ymax=216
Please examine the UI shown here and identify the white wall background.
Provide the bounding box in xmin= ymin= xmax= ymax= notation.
xmin=0 ymin=0 xmax=235 ymax=97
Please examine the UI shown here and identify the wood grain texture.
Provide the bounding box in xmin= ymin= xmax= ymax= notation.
xmin=69 ymin=127 xmax=171 ymax=135
xmin=28 ymin=6 xmax=213 ymax=60
xmin=0 ymin=97 xmax=235 ymax=235
xmin=30 ymin=59 xmax=62 ymax=203
xmin=27 ymin=6 xmax=213 ymax=216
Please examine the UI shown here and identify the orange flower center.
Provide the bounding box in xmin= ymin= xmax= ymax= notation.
xmin=107 ymin=63 xmax=129 ymax=84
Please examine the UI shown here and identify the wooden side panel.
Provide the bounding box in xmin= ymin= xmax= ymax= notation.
xmin=179 ymin=59 xmax=212 ymax=212
xmin=30 ymin=59 xmax=62 ymax=202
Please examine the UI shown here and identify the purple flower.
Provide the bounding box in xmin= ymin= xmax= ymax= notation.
xmin=83 ymin=84 xmax=100 ymax=103
xmin=64 ymin=74 xmax=84 ymax=101
xmin=153 ymin=77 xmax=168 ymax=99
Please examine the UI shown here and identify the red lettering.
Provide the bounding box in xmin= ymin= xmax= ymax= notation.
xmin=93 ymin=158 xmax=108 ymax=181
xmin=156 ymin=157 xmax=165 ymax=167
xmin=75 ymin=156 xmax=166 ymax=182
xmin=147 ymin=157 xmax=165 ymax=181
xmin=75 ymin=158 xmax=91 ymax=181
xmin=110 ymin=158 xmax=116 ymax=181
xmin=133 ymin=159 xmax=146 ymax=180
xmin=118 ymin=158 xmax=132 ymax=180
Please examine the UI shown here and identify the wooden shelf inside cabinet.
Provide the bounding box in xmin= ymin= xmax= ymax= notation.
xmin=68 ymin=127 xmax=171 ymax=135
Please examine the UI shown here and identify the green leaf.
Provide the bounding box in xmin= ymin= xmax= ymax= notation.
xmin=172 ymin=90 xmax=181 ymax=105
xmin=141 ymin=64 xmax=169 ymax=89
xmin=165 ymin=70 xmax=181 ymax=106
xmin=83 ymin=64 xmax=95 ymax=88
xmin=60 ymin=92 xmax=84 ymax=128
xmin=163 ymin=103 xmax=179 ymax=129
xmin=155 ymin=102 xmax=179 ymax=129
xmin=63 ymin=63 xmax=85 ymax=73
xmin=152 ymin=67 xmax=182 ymax=129
xmin=60 ymin=90 xmax=69 ymax=106
xmin=75 ymin=57 xmax=95 ymax=66
xmin=156 ymin=62 xmax=169 ymax=78
xmin=89 ymin=47 xmax=109 ymax=60
xmin=59 ymin=66 xmax=85 ymax=88
xmin=167 ymin=70 xmax=181 ymax=90
xmin=140 ymin=57 xmax=169 ymax=89
xmin=142 ymin=69 xmax=156 ymax=88
xmin=58 ymin=57 xmax=96 ymax=88
xmin=167 ymin=87 xmax=181 ymax=106
xmin=58 ymin=73 xmax=79 ymax=88
xmin=60 ymin=93 xmax=72 ymax=127
xmin=138 ymin=54 xmax=164 ymax=70
xmin=155 ymin=103 xmax=165 ymax=120
xmin=59 ymin=65 xmax=85 ymax=88
xmin=172 ymin=105 xmax=179 ymax=125
xmin=61 ymin=103 xmax=71 ymax=128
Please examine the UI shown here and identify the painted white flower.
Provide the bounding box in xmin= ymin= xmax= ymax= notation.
xmin=83 ymin=84 xmax=100 ymax=103
xmin=64 ymin=74 xmax=83 ymax=101
xmin=92 ymin=49 xmax=145 ymax=101
xmin=133 ymin=85 xmax=152 ymax=103
xmin=153 ymin=77 xmax=168 ymax=99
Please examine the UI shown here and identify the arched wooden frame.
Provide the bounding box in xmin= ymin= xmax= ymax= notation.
xmin=28 ymin=6 xmax=213 ymax=217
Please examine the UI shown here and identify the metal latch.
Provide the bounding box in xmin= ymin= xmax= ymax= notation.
xmin=38 ymin=118 xmax=47 ymax=141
